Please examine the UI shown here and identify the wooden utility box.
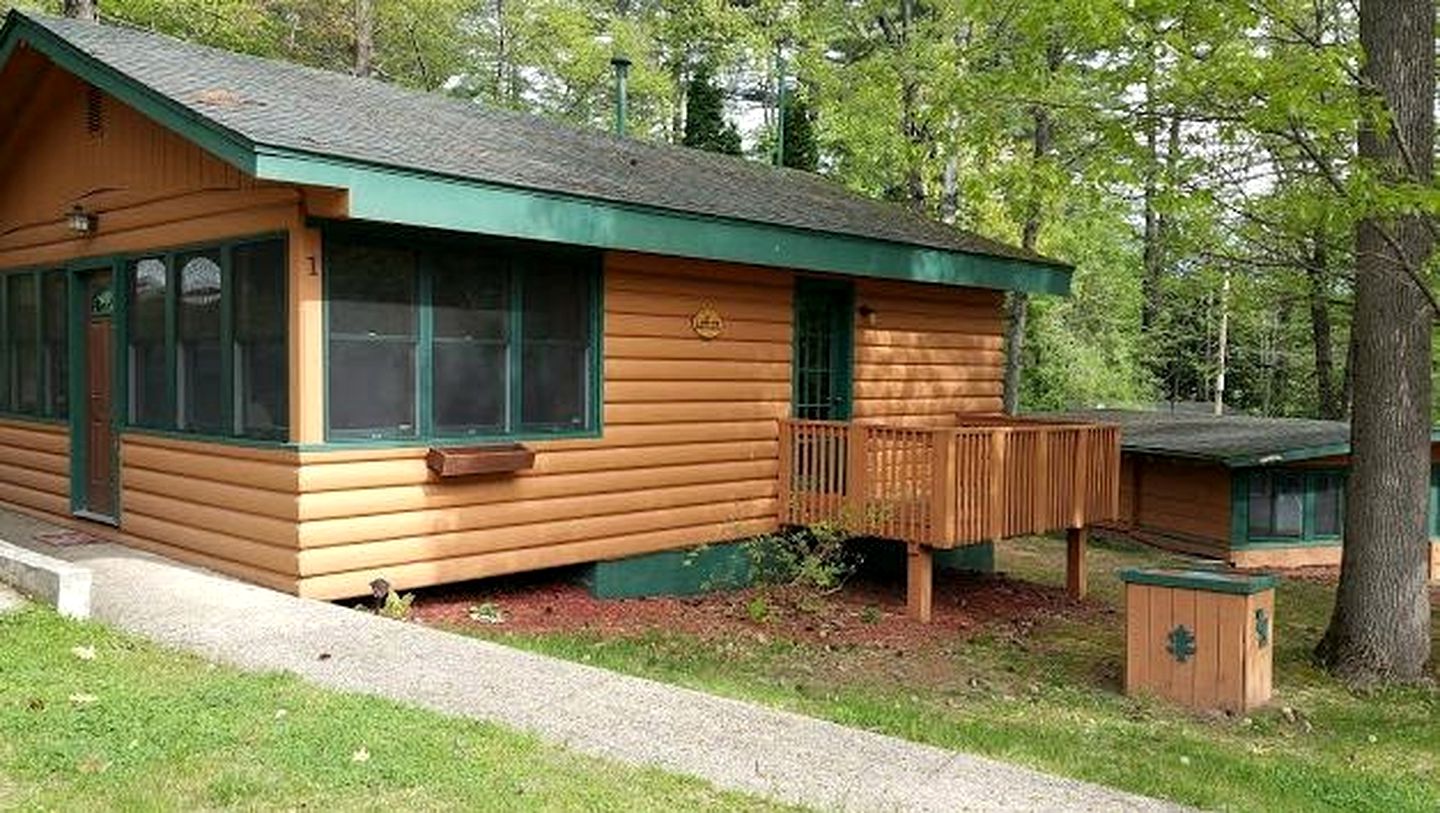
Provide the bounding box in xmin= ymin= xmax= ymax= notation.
xmin=1120 ymin=567 xmax=1276 ymax=712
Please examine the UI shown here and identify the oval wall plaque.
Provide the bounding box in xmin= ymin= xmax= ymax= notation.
xmin=691 ymin=304 xmax=724 ymax=340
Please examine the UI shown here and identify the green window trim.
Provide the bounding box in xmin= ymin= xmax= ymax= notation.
xmin=322 ymin=229 xmax=603 ymax=446
xmin=115 ymin=233 xmax=290 ymax=444
xmin=0 ymin=267 xmax=70 ymax=423
xmin=1232 ymin=468 xmax=1347 ymax=549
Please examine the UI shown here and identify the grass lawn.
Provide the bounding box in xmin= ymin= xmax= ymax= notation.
xmin=455 ymin=537 xmax=1440 ymax=812
xmin=0 ymin=608 xmax=786 ymax=812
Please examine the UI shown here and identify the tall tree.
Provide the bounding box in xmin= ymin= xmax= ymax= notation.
xmin=1318 ymin=0 xmax=1435 ymax=683
xmin=353 ymin=0 xmax=375 ymax=77
xmin=781 ymin=90 xmax=819 ymax=172
xmin=682 ymin=66 xmax=741 ymax=155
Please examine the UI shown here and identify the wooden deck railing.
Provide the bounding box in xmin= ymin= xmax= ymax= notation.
xmin=778 ymin=417 xmax=1121 ymax=548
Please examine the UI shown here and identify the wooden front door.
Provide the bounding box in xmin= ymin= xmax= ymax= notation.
xmin=79 ymin=271 xmax=117 ymax=521
xmin=792 ymin=279 xmax=854 ymax=420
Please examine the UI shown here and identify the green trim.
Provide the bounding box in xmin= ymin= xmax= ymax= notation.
xmin=262 ymin=149 xmax=1070 ymax=295
xmin=584 ymin=541 xmax=754 ymax=599
xmin=791 ymin=278 xmax=854 ymax=420
xmin=0 ymin=10 xmax=1070 ymax=296
xmin=1233 ymin=467 xmax=1347 ymax=550
xmin=320 ymin=230 xmax=603 ymax=445
xmin=1120 ymin=567 xmax=1278 ymax=595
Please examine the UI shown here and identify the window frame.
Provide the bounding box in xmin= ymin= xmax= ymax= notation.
xmin=116 ymin=233 xmax=290 ymax=444
xmin=0 ymin=267 xmax=71 ymax=423
xmin=1241 ymin=468 xmax=1346 ymax=545
xmin=321 ymin=229 xmax=603 ymax=446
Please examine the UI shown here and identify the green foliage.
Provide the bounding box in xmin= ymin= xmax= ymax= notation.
xmin=378 ymin=589 xmax=415 ymax=620
xmin=780 ymin=90 xmax=818 ymax=172
xmin=682 ymin=65 xmax=741 ymax=155
xmin=745 ymin=523 xmax=857 ymax=595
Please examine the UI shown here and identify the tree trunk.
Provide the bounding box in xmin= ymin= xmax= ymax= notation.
xmin=940 ymin=153 xmax=959 ymax=226
xmin=1002 ymin=84 xmax=1054 ymax=415
xmin=1306 ymin=232 xmax=1341 ymax=419
xmin=353 ymin=0 xmax=375 ymax=77
xmin=63 ymin=0 xmax=98 ymax=20
xmin=1214 ymin=270 xmax=1230 ymax=415
xmin=1317 ymin=0 xmax=1434 ymax=684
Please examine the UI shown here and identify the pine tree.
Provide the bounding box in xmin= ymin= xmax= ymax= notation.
xmin=682 ymin=67 xmax=741 ymax=156
xmin=781 ymin=92 xmax=818 ymax=172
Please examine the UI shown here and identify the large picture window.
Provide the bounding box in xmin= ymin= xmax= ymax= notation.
xmin=325 ymin=233 xmax=599 ymax=442
xmin=125 ymin=237 xmax=289 ymax=441
xmin=0 ymin=269 xmax=67 ymax=420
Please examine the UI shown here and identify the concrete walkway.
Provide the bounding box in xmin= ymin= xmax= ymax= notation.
xmin=1 ymin=510 xmax=1179 ymax=812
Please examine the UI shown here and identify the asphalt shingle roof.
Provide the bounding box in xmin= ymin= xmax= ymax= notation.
xmin=15 ymin=12 xmax=1063 ymax=271
xmin=1044 ymin=409 xmax=1353 ymax=465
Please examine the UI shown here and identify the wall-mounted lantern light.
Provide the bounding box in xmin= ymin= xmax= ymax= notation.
xmin=858 ymin=303 xmax=877 ymax=326
xmin=67 ymin=205 xmax=98 ymax=235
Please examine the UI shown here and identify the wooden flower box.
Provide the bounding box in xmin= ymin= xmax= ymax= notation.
xmin=1120 ymin=567 xmax=1276 ymax=712
xmin=426 ymin=444 xmax=535 ymax=478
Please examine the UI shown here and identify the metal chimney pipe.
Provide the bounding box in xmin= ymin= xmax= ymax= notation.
xmin=611 ymin=55 xmax=632 ymax=137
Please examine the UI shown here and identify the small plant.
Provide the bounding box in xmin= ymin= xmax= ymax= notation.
xmin=745 ymin=595 xmax=770 ymax=623
xmin=859 ymin=605 xmax=883 ymax=624
xmin=467 ymin=602 xmax=506 ymax=624
xmin=745 ymin=522 xmax=857 ymax=594
xmin=378 ymin=589 xmax=415 ymax=620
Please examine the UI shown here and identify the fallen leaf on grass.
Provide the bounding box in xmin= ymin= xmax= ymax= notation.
xmin=351 ymin=747 xmax=370 ymax=763
xmin=70 ymin=645 xmax=96 ymax=661
xmin=68 ymin=693 xmax=98 ymax=705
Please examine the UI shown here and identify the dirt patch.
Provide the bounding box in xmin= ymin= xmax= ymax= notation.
xmin=410 ymin=567 xmax=1106 ymax=652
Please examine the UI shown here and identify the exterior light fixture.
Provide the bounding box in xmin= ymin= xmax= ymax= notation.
xmin=67 ymin=205 xmax=98 ymax=235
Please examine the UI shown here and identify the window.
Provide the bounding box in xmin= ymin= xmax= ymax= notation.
xmin=41 ymin=274 xmax=67 ymax=418
xmin=1247 ymin=469 xmax=1346 ymax=541
xmin=233 ymin=241 xmax=288 ymax=439
xmin=1312 ymin=473 xmax=1343 ymax=538
xmin=0 ymin=270 xmax=66 ymax=419
xmin=125 ymin=237 xmax=289 ymax=440
xmin=128 ymin=257 xmax=169 ymax=428
xmin=6 ymin=274 xmax=38 ymax=414
xmin=325 ymin=233 xmax=598 ymax=442
xmin=1247 ymin=471 xmax=1304 ymax=538
xmin=177 ymin=251 xmax=223 ymax=434
xmin=327 ymin=243 xmax=418 ymax=438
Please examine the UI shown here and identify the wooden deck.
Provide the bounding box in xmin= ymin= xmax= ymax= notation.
xmin=778 ymin=416 xmax=1122 ymax=620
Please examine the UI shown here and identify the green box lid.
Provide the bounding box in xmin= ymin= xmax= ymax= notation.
xmin=1119 ymin=567 xmax=1278 ymax=595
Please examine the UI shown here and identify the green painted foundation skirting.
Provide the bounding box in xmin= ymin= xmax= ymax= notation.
xmin=584 ymin=539 xmax=996 ymax=600
xmin=936 ymin=543 xmax=996 ymax=574
xmin=584 ymin=541 xmax=753 ymax=600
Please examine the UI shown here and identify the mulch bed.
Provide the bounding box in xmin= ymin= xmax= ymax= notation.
xmin=410 ymin=567 xmax=1106 ymax=651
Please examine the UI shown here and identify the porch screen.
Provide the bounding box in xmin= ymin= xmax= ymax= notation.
xmin=324 ymin=233 xmax=598 ymax=442
xmin=125 ymin=237 xmax=289 ymax=441
xmin=0 ymin=270 xmax=69 ymax=421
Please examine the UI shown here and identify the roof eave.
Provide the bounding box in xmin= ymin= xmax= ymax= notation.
xmin=255 ymin=147 xmax=1071 ymax=295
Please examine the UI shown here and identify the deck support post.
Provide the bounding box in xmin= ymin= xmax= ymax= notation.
xmin=906 ymin=543 xmax=934 ymax=622
xmin=1066 ymin=527 xmax=1087 ymax=600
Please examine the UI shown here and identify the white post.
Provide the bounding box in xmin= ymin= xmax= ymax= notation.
xmin=1214 ymin=269 xmax=1231 ymax=416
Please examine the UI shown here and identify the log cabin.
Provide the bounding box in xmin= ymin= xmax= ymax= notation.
xmin=0 ymin=11 xmax=1121 ymax=619
xmin=1061 ymin=409 xmax=1440 ymax=580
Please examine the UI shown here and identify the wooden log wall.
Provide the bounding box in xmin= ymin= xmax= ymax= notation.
xmin=1127 ymin=457 xmax=1233 ymax=556
xmin=0 ymin=419 xmax=69 ymax=517
xmin=851 ymin=280 xmax=1005 ymax=423
xmin=0 ymin=61 xmax=317 ymax=591
xmin=290 ymin=253 xmax=794 ymax=598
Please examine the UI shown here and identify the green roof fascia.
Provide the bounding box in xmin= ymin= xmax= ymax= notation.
xmin=0 ymin=12 xmax=258 ymax=174
xmin=253 ymin=148 xmax=1072 ymax=295
xmin=1217 ymin=429 xmax=1440 ymax=468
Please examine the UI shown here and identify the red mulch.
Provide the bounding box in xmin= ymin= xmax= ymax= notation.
xmin=410 ymin=568 xmax=1108 ymax=651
